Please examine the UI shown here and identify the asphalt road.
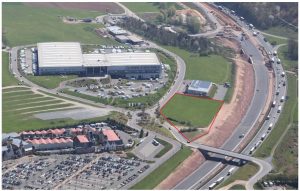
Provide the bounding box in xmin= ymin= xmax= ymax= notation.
xmin=179 ymin=6 xmax=288 ymax=190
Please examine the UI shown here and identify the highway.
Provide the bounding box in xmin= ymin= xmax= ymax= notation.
xmin=7 ymin=3 xmax=288 ymax=190
xmin=178 ymin=5 xmax=288 ymax=190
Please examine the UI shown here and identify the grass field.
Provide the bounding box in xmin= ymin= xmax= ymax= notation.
xmin=216 ymin=162 xmax=259 ymax=189
xmin=154 ymin=138 xmax=173 ymax=158
xmin=228 ymin=184 xmax=246 ymax=190
xmin=278 ymin=45 xmax=298 ymax=72
xmin=2 ymin=51 xmax=19 ymax=87
xmin=3 ymin=3 xmax=117 ymax=47
xmin=263 ymin=33 xmax=288 ymax=45
xmin=162 ymin=94 xmax=222 ymax=128
xmin=163 ymin=46 xmax=233 ymax=84
xmin=262 ymin=26 xmax=298 ymax=40
xmin=2 ymin=87 xmax=124 ymax=133
xmin=139 ymin=123 xmax=175 ymax=140
xmin=254 ymin=74 xmax=298 ymax=158
xmin=130 ymin=146 xmax=192 ymax=189
xmin=27 ymin=75 xmax=78 ymax=89
xmin=121 ymin=2 xmax=161 ymax=13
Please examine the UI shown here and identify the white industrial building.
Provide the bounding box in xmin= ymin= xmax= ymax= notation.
xmin=37 ymin=42 xmax=161 ymax=79
xmin=186 ymin=80 xmax=213 ymax=96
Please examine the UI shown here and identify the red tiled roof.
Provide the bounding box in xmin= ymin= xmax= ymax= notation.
xmin=76 ymin=135 xmax=89 ymax=143
xmin=26 ymin=138 xmax=73 ymax=145
xmin=103 ymin=129 xmax=120 ymax=142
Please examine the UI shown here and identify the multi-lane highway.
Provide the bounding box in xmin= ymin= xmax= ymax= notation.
xmin=173 ymin=4 xmax=287 ymax=190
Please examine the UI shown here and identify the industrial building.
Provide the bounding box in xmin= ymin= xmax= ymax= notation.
xmin=186 ymin=80 xmax=213 ymax=96
xmin=36 ymin=42 xmax=161 ymax=79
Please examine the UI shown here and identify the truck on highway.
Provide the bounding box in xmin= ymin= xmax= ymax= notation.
xmin=249 ymin=24 xmax=254 ymax=29
xmin=261 ymin=133 xmax=266 ymax=140
xmin=227 ymin=167 xmax=236 ymax=175
xmin=281 ymin=72 xmax=285 ymax=77
xmin=278 ymin=106 xmax=282 ymax=113
xmin=272 ymin=100 xmax=276 ymax=107
xmin=276 ymin=90 xmax=280 ymax=95
xmin=273 ymin=51 xmax=277 ymax=56
xmin=268 ymin=123 xmax=273 ymax=130
xmin=280 ymin=96 xmax=285 ymax=102
xmin=208 ymin=182 xmax=217 ymax=190
xmin=255 ymin=141 xmax=262 ymax=148
xmin=216 ymin=177 xmax=224 ymax=184
xmin=277 ymin=58 xmax=281 ymax=64
xmin=249 ymin=146 xmax=255 ymax=154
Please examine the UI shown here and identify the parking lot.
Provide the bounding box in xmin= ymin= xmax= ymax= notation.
xmin=18 ymin=47 xmax=36 ymax=75
xmin=2 ymin=153 xmax=151 ymax=190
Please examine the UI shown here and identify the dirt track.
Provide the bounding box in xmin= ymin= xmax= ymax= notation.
xmin=25 ymin=2 xmax=124 ymax=14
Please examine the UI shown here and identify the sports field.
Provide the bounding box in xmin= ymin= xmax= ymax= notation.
xmin=161 ymin=94 xmax=222 ymax=128
xmin=3 ymin=3 xmax=117 ymax=46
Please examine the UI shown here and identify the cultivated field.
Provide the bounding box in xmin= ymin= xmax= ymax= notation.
xmin=2 ymin=87 xmax=122 ymax=133
xmin=163 ymin=45 xmax=233 ymax=84
xmin=3 ymin=3 xmax=117 ymax=47
xmin=121 ymin=2 xmax=161 ymax=13
xmin=25 ymin=2 xmax=124 ymax=14
xmin=161 ymin=94 xmax=222 ymax=128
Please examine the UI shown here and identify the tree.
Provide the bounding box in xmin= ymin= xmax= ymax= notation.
xmin=157 ymin=13 xmax=165 ymax=23
xmin=187 ymin=16 xmax=200 ymax=34
xmin=288 ymin=38 xmax=298 ymax=60
xmin=139 ymin=129 xmax=144 ymax=138
xmin=167 ymin=6 xmax=176 ymax=17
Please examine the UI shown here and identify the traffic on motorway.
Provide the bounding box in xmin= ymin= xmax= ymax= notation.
xmin=174 ymin=3 xmax=288 ymax=190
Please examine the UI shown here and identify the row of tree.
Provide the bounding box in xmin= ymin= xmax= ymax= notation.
xmin=219 ymin=2 xmax=298 ymax=30
xmin=118 ymin=17 xmax=214 ymax=54
xmin=287 ymin=39 xmax=298 ymax=61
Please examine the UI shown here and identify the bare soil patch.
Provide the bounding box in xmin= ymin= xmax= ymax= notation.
xmin=24 ymin=2 xmax=124 ymax=14
xmin=155 ymin=149 xmax=205 ymax=189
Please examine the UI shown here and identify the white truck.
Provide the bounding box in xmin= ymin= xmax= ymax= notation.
xmin=278 ymin=106 xmax=282 ymax=113
xmin=280 ymin=96 xmax=285 ymax=102
xmin=227 ymin=167 xmax=236 ymax=175
xmin=268 ymin=123 xmax=273 ymax=130
xmin=281 ymin=72 xmax=285 ymax=77
xmin=209 ymin=182 xmax=217 ymax=190
xmin=272 ymin=100 xmax=276 ymax=107
xmin=249 ymin=146 xmax=255 ymax=154
xmin=277 ymin=58 xmax=281 ymax=64
xmin=261 ymin=133 xmax=266 ymax=140
xmin=273 ymin=51 xmax=277 ymax=56
xmin=216 ymin=177 xmax=224 ymax=184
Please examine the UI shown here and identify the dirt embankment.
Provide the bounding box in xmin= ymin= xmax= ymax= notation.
xmin=156 ymin=37 xmax=255 ymax=189
xmin=24 ymin=2 xmax=124 ymax=14
xmin=155 ymin=148 xmax=205 ymax=189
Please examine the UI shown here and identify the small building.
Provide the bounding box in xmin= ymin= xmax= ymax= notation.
xmin=106 ymin=26 xmax=127 ymax=36
xmin=127 ymin=35 xmax=144 ymax=45
xmin=115 ymin=35 xmax=130 ymax=43
xmin=186 ymin=80 xmax=213 ymax=96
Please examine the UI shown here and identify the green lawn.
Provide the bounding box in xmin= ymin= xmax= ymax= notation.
xmin=228 ymin=184 xmax=246 ymax=190
xmin=263 ymin=33 xmax=288 ymax=45
xmin=216 ymin=162 xmax=259 ymax=189
xmin=130 ymin=146 xmax=192 ymax=189
xmin=121 ymin=2 xmax=161 ymax=13
xmin=154 ymin=138 xmax=173 ymax=158
xmin=278 ymin=45 xmax=298 ymax=71
xmin=2 ymin=51 xmax=19 ymax=87
xmin=3 ymin=3 xmax=117 ymax=47
xmin=163 ymin=46 xmax=233 ymax=84
xmin=27 ymin=75 xmax=78 ymax=89
xmin=2 ymin=87 xmax=125 ymax=133
xmin=139 ymin=123 xmax=175 ymax=140
xmin=162 ymin=94 xmax=222 ymax=128
xmin=254 ymin=74 xmax=298 ymax=158
xmin=262 ymin=26 xmax=298 ymax=40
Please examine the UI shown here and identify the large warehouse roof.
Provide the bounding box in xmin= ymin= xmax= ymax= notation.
xmin=82 ymin=52 xmax=160 ymax=67
xmin=37 ymin=42 xmax=83 ymax=68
